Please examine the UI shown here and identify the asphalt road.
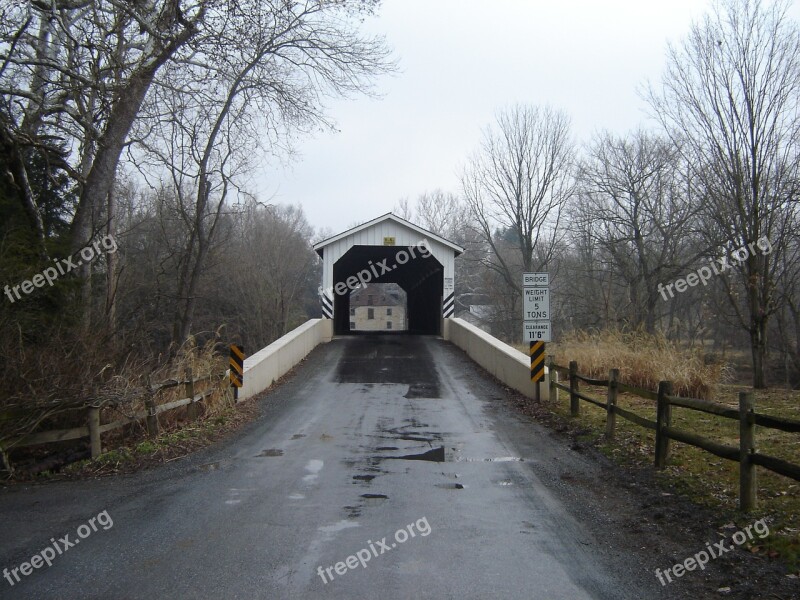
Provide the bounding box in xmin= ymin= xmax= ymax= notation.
xmin=0 ymin=335 xmax=656 ymax=599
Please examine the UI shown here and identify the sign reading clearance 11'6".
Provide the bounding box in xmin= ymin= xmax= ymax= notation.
xmin=523 ymin=272 xmax=551 ymax=342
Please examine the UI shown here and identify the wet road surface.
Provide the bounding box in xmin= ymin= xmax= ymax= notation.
xmin=0 ymin=335 xmax=652 ymax=599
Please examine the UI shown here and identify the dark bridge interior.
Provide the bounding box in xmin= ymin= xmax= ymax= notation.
xmin=333 ymin=245 xmax=443 ymax=336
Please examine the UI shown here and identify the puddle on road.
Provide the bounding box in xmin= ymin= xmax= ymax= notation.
xmin=404 ymin=383 xmax=441 ymax=398
xmin=291 ymin=434 xmax=305 ymax=440
xmin=386 ymin=446 xmax=446 ymax=462
xmin=255 ymin=449 xmax=284 ymax=457
xmin=360 ymin=493 xmax=388 ymax=500
xmin=376 ymin=446 xmax=399 ymax=451
xmin=379 ymin=425 xmax=442 ymax=443
xmin=353 ymin=474 xmax=376 ymax=482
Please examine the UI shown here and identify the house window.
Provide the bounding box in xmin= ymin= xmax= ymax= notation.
xmin=350 ymin=308 xmax=355 ymax=316
xmin=368 ymin=308 xmax=374 ymax=319
xmin=349 ymin=321 xmax=355 ymax=329
xmin=387 ymin=321 xmax=392 ymax=329
xmin=386 ymin=308 xmax=392 ymax=316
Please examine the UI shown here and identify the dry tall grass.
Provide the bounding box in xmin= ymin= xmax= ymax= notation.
xmin=0 ymin=326 xmax=232 ymax=474
xmin=550 ymin=329 xmax=730 ymax=399
xmin=96 ymin=332 xmax=232 ymax=436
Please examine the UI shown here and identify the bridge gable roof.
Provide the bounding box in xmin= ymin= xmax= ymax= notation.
xmin=313 ymin=212 xmax=464 ymax=257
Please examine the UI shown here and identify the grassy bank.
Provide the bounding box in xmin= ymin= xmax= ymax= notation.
xmin=547 ymin=382 xmax=798 ymax=568
xmin=528 ymin=330 xmax=799 ymax=572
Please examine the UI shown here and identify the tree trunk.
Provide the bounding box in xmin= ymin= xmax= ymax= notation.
xmin=105 ymin=186 xmax=118 ymax=335
xmin=72 ymin=19 xmax=199 ymax=327
xmin=750 ymin=317 xmax=767 ymax=389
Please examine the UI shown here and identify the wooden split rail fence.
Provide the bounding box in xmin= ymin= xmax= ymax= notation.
xmin=546 ymin=356 xmax=800 ymax=512
xmin=2 ymin=369 xmax=226 ymax=466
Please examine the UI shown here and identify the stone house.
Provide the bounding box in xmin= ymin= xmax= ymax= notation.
xmin=349 ymin=283 xmax=407 ymax=331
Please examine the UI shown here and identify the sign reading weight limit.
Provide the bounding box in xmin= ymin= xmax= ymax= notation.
xmin=523 ymin=287 xmax=549 ymax=320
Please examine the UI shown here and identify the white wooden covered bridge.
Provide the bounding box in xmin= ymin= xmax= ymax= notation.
xmin=313 ymin=213 xmax=464 ymax=335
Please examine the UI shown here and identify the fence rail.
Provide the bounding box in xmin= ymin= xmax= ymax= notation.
xmin=1 ymin=370 xmax=225 ymax=467
xmin=546 ymin=356 xmax=800 ymax=512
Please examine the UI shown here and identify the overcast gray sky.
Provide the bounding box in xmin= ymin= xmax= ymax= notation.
xmin=253 ymin=0 xmax=797 ymax=234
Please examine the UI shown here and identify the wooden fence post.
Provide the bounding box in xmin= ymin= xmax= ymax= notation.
xmin=88 ymin=406 xmax=102 ymax=458
xmin=546 ymin=355 xmax=556 ymax=402
xmin=569 ymin=361 xmax=579 ymax=417
xmin=605 ymin=368 xmax=619 ymax=439
xmin=655 ymin=380 xmax=673 ymax=469
xmin=145 ymin=395 xmax=159 ymax=438
xmin=185 ymin=367 xmax=199 ymax=421
xmin=0 ymin=447 xmax=11 ymax=476
xmin=739 ymin=391 xmax=756 ymax=512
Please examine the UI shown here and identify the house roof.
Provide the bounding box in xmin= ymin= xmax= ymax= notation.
xmin=313 ymin=212 xmax=464 ymax=257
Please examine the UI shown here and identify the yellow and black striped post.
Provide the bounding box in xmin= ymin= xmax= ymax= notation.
xmin=529 ymin=341 xmax=545 ymax=401
xmin=230 ymin=344 xmax=244 ymax=400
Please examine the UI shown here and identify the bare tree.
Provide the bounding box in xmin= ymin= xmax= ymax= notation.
xmin=2 ymin=0 xmax=390 ymax=339
xmin=772 ymin=210 xmax=800 ymax=384
xmin=647 ymin=0 xmax=800 ymax=387
xmin=575 ymin=130 xmax=703 ymax=332
xmin=1 ymin=0 xmax=207 ymax=330
xmin=131 ymin=0 xmax=391 ymax=348
xmin=393 ymin=189 xmax=481 ymax=316
xmin=415 ymin=190 xmax=464 ymax=237
xmin=225 ymin=204 xmax=316 ymax=348
xmin=462 ymin=104 xmax=574 ymax=339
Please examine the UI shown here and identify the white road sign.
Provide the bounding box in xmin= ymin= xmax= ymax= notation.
xmin=523 ymin=272 xmax=551 ymax=343
xmin=523 ymin=272 xmax=549 ymax=287
xmin=523 ymin=321 xmax=551 ymax=342
xmin=523 ymin=287 xmax=550 ymax=320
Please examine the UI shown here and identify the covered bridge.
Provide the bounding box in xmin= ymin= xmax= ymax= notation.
xmin=313 ymin=213 xmax=463 ymax=335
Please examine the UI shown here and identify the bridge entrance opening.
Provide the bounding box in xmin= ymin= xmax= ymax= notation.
xmin=332 ymin=244 xmax=443 ymax=335
xmin=314 ymin=213 xmax=463 ymax=337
